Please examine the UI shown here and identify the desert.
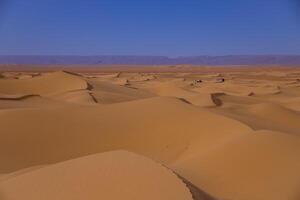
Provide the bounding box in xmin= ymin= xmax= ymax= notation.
xmin=0 ymin=65 xmax=300 ymax=200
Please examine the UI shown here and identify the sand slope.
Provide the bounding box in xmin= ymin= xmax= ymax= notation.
xmin=0 ymin=96 xmax=251 ymax=173
xmin=172 ymin=131 xmax=300 ymax=200
xmin=0 ymin=71 xmax=88 ymax=95
xmin=214 ymin=102 xmax=300 ymax=135
xmin=87 ymin=79 xmax=155 ymax=104
xmin=0 ymin=151 xmax=193 ymax=200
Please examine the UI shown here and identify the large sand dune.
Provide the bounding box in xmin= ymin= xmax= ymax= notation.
xmin=0 ymin=151 xmax=194 ymax=200
xmin=172 ymin=131 xmax=300 ymax=200
xmin=0 ymin=96 xmax=251 ymax=172
xmin=1 ymin=67 xmax=300 ymax=200
xmin=0 ymin=71 xmax=88 ymax=95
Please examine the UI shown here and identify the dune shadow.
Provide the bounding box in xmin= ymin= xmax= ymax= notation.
xmin=176 ymin=174 xmax=219 ymax=200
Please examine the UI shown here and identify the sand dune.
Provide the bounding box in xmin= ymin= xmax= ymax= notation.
xmin=0 ymin=71 xmax=88 ymax=95
xmin=87 ymin=79 xmax=155 ymax=104
xmin=184 ymin=93 xmax=222 ymax=107
xmin=138 ymin=79 xmax=197 ymax=98
xmin=0 ymin=96 xmax=251 ymax=173
xmin=0 ymin=151 xmax=194 ymax=200
xmin=172 ymin=130 xmax=300 ymax=200
xmin=50 ymin=90 xmax=97 ymax=104
xmin=1 ymin=68 xmax=300 ymax=200
xmin=214 ymin=102 xmax=300 ymax=135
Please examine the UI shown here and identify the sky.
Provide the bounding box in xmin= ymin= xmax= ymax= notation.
xmin=0 ymin=0 xmax=299 ymax=56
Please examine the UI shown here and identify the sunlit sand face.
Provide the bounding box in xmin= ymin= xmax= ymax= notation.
xmin=0 ymin=66 xmax=300 ymax=200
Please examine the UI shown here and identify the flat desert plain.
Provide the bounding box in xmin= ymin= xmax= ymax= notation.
xmin=0 ymin=66 xmax=300 ymax=200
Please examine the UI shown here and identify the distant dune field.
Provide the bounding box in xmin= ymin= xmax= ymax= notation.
xmin=0 ymin=66 xmax=300 ymax=200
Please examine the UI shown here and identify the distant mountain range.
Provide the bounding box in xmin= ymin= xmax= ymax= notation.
xmin=1 ymin=55 xmax=300 ymax=65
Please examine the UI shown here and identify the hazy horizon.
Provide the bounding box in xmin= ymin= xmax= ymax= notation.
xmin=1 ymin=55 xmax=300 ymax=65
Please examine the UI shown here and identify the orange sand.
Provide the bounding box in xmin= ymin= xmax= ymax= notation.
xmin=0 ymin=67 xmax=300 ymax=200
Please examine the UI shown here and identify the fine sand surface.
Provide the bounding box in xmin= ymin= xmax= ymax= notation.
xmin=0 ymin=66 xmax=300 ymax=200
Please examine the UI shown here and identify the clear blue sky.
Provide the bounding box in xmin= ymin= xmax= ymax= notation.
xmin=0 ymin=0 xmax=299 ymax=56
